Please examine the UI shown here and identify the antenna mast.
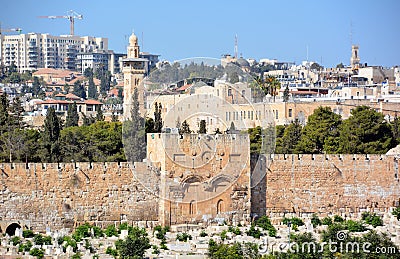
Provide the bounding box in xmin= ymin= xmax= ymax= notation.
xmin=234 ymin=34 xmax=238 ymax=59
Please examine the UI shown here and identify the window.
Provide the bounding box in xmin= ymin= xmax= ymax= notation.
xmin=288 ymin=108 xmax=292 ymax=117
xmin=242 ymin=90 xmax=245 ymax=97
xmin=276 ymin=110 xmax=279 ymax=119
xmin=228 ymin=88 xmax=232 ymax=96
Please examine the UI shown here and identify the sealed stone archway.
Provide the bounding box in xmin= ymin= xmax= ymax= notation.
xmin=5 ymin=223 xmax=21 ymax=236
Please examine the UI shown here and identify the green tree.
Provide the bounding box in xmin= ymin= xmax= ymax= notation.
xmin=339 ymin=106 xmax=394 ymax=154
xmin=260 ymin=75 xmax=281 ymax=102
xmin=153 ymin=102 xmax=163 ymax=133
xmin=81 ymin=112 xmax=96 ymax=126
xmin=42 ymin=107 xmax=61 ymax=162
xmin=65 ymin=102 xmax=79 ymax=127
xmin=122 ymin=87 xmax=146 ymax=162
xmin=115 ymin=227 xmax=150 ymax=259
xmin=111 ymin=112 xmax=119 ymax=122
xmin=198 ymin=119 xmax=207 ymax=134
xmin=336 ymin=62 xmax=345 ymax=68
xmin=73 ymin=80 xmax=86 ymax=99
xmin=229 ymin=71 xmax=240 ymax=84
xmin=32 ymin=77 xmax=44 ymax=97
xmin=255 ymin=216 xmax=277 ymax=237
xmin=276 ymin=120 xmax=302 ymax=154
xmin=295 ymin=106 xmax=341 ymax=154
xmin=96 ymin=107 xmax=105 ymax=121
xmin=64 ymin=83 xmax=70 ymax=94
xmin=179 ymin=120 xmax=191 ymax=134
xmin=87 ymin=76 xmax=98 ymax=99
xmin=283 ymin=85 xmax=289 ymax=102
xmin=118 ymin=88 xmax=123 ymax=100
xmin=393 ymin=206 xmax=400 ymax=220
xmin=145 ymin=117 xmax=155 ymax=133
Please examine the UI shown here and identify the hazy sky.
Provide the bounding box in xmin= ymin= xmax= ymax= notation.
xmin=1 ymin=0 xmax=399 ymax=67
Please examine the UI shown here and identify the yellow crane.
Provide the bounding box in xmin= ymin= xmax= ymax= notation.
xmin=38 ymin=10 xmax=83 ymax=36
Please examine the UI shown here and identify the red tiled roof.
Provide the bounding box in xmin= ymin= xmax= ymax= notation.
xmin=65 ymin=93 xmax=81 ymax=100
xmin=84 ymin=99 xmax=103 ymax=105
xmin=176 ymin=84 xmax=192 ymax=91
xmin=38 ymin=99 xmax=72 ymax=105
xmin=108 ymin=87 xmax=123 ymax=97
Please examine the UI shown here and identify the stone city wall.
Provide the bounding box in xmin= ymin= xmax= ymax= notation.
xmin=1 ymin=154 xmax=400 ymax=232
xmin=0 ymin=162 xmax=159 ymax=233
xmin=263 ymin=154 xmax=400 ymax=218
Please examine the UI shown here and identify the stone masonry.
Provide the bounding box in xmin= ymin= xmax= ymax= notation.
xmin=1 ymin=137 xmax=400 ymax=233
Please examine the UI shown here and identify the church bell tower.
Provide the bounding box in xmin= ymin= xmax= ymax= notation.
xmin=123 ymin=32 xmax=147 ymax=119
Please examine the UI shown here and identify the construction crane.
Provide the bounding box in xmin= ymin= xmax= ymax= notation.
xmin=0 ymin=22 xmax=22 ymax=35
xmin=38 ymin=10 xmax=83 ymax=36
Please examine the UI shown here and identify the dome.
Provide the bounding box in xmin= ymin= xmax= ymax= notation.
xmin=129 ymin=32 xmax=138 ymax=45
xmin=236 ymin=57 xmax=250 ymax=67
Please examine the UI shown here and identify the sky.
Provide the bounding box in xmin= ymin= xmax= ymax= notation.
xmin=1 ymin=0 xmax=399 ymax=68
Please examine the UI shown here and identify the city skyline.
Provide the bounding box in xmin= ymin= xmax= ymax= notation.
xmin=1 ymin=0 xmax=399 ymax=67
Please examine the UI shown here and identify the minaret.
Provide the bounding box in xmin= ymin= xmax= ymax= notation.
xmin=350 ymin=45 xmax=360 ymax=70
xmin=123 ymin=32 xmax=147 ymax=119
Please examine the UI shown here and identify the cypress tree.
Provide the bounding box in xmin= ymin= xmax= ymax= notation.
xmin=87 ymin=76 xmax=98 ymax=99
xmin=123 ymin=87 xmax=146 ymax=162
xmin=42 ymin=107 xmax=61 ymax=162
xmin=154 ymin=102 xmax=163 ymax=133
xmin=65 ymin=102 xmax=79 ymax=127
xmin=198 ymin=119 xmax=207 ymax=134
xmin=96 ymin=107 xmax=105 ymax=121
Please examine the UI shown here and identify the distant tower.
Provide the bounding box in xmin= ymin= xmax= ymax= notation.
xmin=123 ymin=32 xmax=147 ymax=119
xmin=350 ymin=45 xmax=360 ymax=70
xmin=234 ymin=34 xmax=238 ymax=59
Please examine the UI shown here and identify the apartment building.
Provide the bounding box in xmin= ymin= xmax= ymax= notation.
xmin=0 ymin=33 xmax=108 ymax=72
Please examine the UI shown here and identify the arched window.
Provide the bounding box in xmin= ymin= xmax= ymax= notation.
xmin=189 ymin=200 xmax=196 ymax=215
xmin=217 ymin=199 xmax=224 ymax=214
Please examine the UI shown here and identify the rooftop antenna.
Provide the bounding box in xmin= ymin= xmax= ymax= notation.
xmin=350 ymin=21 xmax=353 ymax=46
xmin=141 ymin=31 xmax=144 ymax=51
xmin=234 ymin=34 xmax=238 ymax=59
xmin=306 ymin=44 xmax=309 ymax=62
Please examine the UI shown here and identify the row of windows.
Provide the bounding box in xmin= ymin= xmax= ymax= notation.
xmin=224 ymin=109 xmax=297 ymax=121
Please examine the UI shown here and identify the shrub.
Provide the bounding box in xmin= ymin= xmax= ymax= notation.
xmin=106 ymin=246 xmax=118 ymax=257
xmin=152 ymin=245 xmax=160 ymax=254
xmin=246 ymin=225 xmax=262 ymax=239
xmin=311 ymin=214 xmax=322 ymax=227
xmin=321 ymin=217 xmax=333 ymax=226
xmin=73 ymin=223 xmax=103 ymax=241
xmin=29 ymin=248 xmax=44 ymax=259
xmin=176 ymin=232 xmax=192 ymax=242
xmin=362 ymin=212 xmax=383 ymax=228
xmin=154 ymin=225 xmax=169 ymax=240
xmin=18 ymin=240 xmax=32 ymax=252
xmin=11 ymin=236 xmax=21 ymax=246
xmin=220 ymin=230 xmax=227 ymax=241
xmin=62 ymin=236 xmax=77 ymax=252
xmin=71 ymin=252 xmax=82 ymax=259
xmin=392 ymin=206 xmax=400 ymax=220
xmin=22 ymin=229 xmax=35 ymax=238
xmin=333 ymin=215 xmax=344 ymax=223
xmin=255 ymin=215 xmax=277 ymax=237
xmin=282 ymin=217 xmax=304 ymax=229
xmin=228 ymin=226 xmax=242 ymax=235
xmin=104 ymin=224 xmax=118 ymax=237
xmin=345 ymin=220 xmax=366 ymax=232
xmin=200 ymin=230 xmax=208 ymax=237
